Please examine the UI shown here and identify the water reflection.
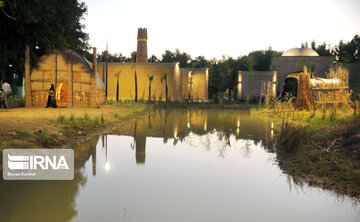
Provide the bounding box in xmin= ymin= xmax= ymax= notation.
xmin=0 ymin=109 xmax=359 ymax=222
xmin=111 ymin=109 xmax=277 ymax=164
xmin=0 ymin=135 xmax=99 ymax=222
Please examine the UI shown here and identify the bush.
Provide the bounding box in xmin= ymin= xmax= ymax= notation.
xmin=7 ymin=96 xmax=25 ymax=108
xmin=278 ymin=122 xmax=306 ymax=154
xmin=93 ymin=116 xmax=99 ymax=124
xmin=35 ymin=131 xmax=52 ymax=147
xmin=57 ymin=115 xmax=65 ymax=123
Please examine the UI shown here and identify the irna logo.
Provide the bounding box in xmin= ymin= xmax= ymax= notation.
xmin=3 ymin=149 xmax=74 ymax=180
xmin=8 ymin=154 xmax=69 ymax=170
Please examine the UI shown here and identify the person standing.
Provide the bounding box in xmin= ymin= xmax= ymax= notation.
xmin=46 ymin=84 xmax=57 ymax=108
xmin=0 ymin=89 xmax=7 ymax=109
xmin=2 ymin=81 xmax=12 ymax=108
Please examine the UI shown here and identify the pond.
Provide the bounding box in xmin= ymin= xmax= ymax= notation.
xmin=0 ymin=109 xmax=359 ymax=222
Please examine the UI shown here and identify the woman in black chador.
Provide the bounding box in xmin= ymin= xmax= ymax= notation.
xmin=46 ymin=84 xmax=57 ymax=108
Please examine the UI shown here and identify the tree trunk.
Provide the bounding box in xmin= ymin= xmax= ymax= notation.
xmin=149 ymin=83 xmax=151 ymax=102
xmin=89 ymin=47 xmax=97 ymax=108
xmin=116 ymin=76 xmax=119 ymax=102
xmin=25 ymin=45 xmax=32 ymax=107
xmin=165 ymin=82 xmax=168 ymax=102
xmin=135 ymin=71 xmax=138 ymax=102
xmin=228 ymin=75 xmax=232 ymax=101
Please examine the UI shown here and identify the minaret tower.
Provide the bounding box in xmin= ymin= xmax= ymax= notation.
xmin=136 ymin=28 xmax=148 ymax=63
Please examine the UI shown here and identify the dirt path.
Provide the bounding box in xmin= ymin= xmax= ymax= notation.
xmin=0 ymin=104 xmax=148 ymax=149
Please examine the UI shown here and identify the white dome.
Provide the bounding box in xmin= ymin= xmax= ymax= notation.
xmin=282 ymin=48 xmax=319 ymax=56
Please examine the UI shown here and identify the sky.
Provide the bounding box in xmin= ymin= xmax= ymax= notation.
xmin=82 ymin=0 xmax=360 ymax=59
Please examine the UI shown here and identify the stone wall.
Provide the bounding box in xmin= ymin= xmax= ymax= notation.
xmin=180 ymin=68 xmax=208 ymax=100
xmin=344 ymin=63 xmax=360 ymax=94
xmin=238 ymin=71 xmax=276 ymax=99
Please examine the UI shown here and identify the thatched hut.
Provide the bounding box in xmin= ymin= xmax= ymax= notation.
xmin=28 ymin=49 xmax=105 ymax=107
xmin=282 ymin=67 xmax=350 ymax=110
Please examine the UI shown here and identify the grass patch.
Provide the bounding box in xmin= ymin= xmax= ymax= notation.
xmin=11 ymin=131 xmax=31 ymax=140
xmin=84 ymin=113 xmax=90 ymax=121
xmin=93 ymin=116 xmax=99 ymax=124
xmin=278 ymin=122 xmax=306 ymax=154
xmin=8 ymin=142 xmax=32 ymax=148
xmin=35 ymin=131 xmax=58 ymax=147
xmin=100 ymin=113 xmax=105 ymax=123
xmin=257 ymin=97 xmax=360 ymax=197
xmin=57 ymin=115 xmax=65 ymax=123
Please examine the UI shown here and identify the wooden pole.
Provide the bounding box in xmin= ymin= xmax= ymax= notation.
xmin=89 ymin=47 xmax=97 ymax=108
xmin=25 ymin=45 xmax=32 ymax=107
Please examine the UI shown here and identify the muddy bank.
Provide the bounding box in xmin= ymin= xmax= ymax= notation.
xmin=276 ymin=118 xmax=360 ymax=199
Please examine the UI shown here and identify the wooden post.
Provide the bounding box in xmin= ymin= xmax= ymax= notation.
xmin=89 ymin=47 xmax=97 ymax=108
xmin=25 ymin=45 xmax=32 ymax=107
xmin=67 ymin=52 xmax=73 ymax=107
xmin=295 ymin=72 xmax=313 ymax=110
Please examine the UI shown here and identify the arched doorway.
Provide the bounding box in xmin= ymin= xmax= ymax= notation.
xmin=281 ymin=73 xmax=299 ymax=98
xmin=56 ymin=82 xmax=68 ymax=107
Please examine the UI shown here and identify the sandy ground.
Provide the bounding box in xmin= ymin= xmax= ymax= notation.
xmin=0 ymin=105 xmax=146 ymax=149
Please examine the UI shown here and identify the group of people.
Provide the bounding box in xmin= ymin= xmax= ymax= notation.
xmin=0 ymin=81 xmax=57 ymax=109
xmin=0 ymin=81 xmax=12 ymax=109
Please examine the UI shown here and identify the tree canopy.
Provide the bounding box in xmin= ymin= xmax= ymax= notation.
xmin=0 ymin=0 xmax=89 ymax=84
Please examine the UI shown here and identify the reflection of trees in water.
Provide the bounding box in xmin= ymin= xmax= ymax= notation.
xmin=285 ymin=173 xmax=360 ymax=207
xmin=0 ymin=138 xmax=97 ymax=222
xmin=114 ymin=109 xmax=278 ymax=161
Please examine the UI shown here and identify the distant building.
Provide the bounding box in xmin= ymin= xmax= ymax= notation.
xmin=270 ymin=48 xmax=333 ymax=93
xmin=98 ymin=28 xmax=209 ymax=101
xmin=238 ymin=48 xmax=334 ymax=99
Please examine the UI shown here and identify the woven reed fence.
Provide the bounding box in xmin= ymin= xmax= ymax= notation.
xmin=295 ymin=67 xmax=350 ymax=110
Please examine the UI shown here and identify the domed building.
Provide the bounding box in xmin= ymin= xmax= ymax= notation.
xmin=270 ymin=47 xmax=333 ymax=93
xmin=282 ymin=48 xmax=319 ymax=57
xmin=237 ymin=47 xmax=334 ymax=100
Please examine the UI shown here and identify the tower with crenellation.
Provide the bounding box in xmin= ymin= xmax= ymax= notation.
xmin=136 ymin=28 xmax=148 ymax=63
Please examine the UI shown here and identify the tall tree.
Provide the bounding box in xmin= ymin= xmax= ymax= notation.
xmin=334 ymin=35 xmax=360 ymax=63
xmin=0 ymin=0 xmax=89 ymax=84
xmin=148 ymin=55 xmax=160 ymax=63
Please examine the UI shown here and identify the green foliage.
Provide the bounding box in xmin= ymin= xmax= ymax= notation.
xmin=100 ymin=113 xmax=105 ymax=123
xmin=148 ymin=75 xmax=154 ymax=82
xmin=0 ymin=0 xmax=89 ymax=84
xmin=301 ymin=35 xmax=360 ymax=63
xmin=93 ymin=116 xmax=99 ymax=124
xmin=84 ymin=112 xmax=90 ymax=121
xmin=70 ymin=118 xmax=79 ymax=129
xmin=334 ymin=35 xmax=360 ymax=63
xmin=278 ymin=122 xmax=306 ymax=154
xmin=35 ymin=131 xmax=52 ymax=147
xmin=7 ymin=96 xmax=25 ymax=107
xmin=57 ymin=115 xmax=65 ymax=123
xmin=11 ymin=131 xmax=30 ymax=139
xmin=69 ymin=113 xmax=75 ymax=122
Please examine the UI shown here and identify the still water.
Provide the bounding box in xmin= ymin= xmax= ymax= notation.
xmin=1 ymin=109 xmax=359 ymax=222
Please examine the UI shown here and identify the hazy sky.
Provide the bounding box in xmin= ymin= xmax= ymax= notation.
xmin=83 ymin=0 xmax=360 ymax=59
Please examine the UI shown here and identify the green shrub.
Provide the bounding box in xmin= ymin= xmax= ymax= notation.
xmin=35 ymin=131 xmax=52 ymax=147
xmin=100 ymin=113 xmax=105 ymax=123
xmin=57 ymin=115 xmax=65 ymax=123
xmin=84 ymin=113 xmax=90 ymax=121
xmin=93 ymin=116 xmax=99 ymax=124
xmin=7 ymin=96 xmax=25 ymax=108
